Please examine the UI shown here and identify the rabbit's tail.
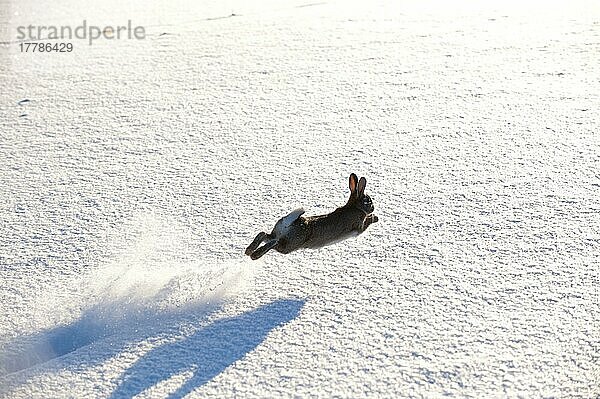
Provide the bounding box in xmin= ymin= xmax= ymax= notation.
xmin=273 ymin=208 xmax=305 ymax=237
xmin=283 ymin=208 xmax=305 ymax=226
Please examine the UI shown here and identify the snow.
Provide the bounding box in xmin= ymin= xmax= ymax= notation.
xmin=1 ymin=0 xmax=599 ymax=397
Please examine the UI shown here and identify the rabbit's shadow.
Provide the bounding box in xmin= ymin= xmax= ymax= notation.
xmin=109 ymin=299 xmax=305 ymax=399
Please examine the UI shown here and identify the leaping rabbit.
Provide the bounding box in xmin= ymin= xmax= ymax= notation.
xmin=245 ymin=173 xmax=378 ymax=260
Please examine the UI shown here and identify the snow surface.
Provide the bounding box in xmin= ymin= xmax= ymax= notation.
xmin=1 ymin=0 xmax=599 ymax=397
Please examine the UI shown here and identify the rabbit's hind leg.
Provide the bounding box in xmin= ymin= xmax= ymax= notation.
xmin=245 ymin=232 xmax=268 ymax=256
xmin=250 ymin=239 xmax=278 ymax=260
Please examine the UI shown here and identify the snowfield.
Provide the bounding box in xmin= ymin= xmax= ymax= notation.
xmin=1 ymin=0 xmax=599 ymax=397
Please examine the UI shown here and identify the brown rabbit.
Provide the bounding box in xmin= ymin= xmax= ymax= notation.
xmin=245 ymin=173 xmax=378 ymax=260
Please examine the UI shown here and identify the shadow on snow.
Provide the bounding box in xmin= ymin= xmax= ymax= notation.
xmin=109 ymin=299 xmax=305 ymax=398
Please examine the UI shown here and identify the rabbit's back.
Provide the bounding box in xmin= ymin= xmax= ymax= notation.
xmin=300 ymin=207 xmax=362 ymax=249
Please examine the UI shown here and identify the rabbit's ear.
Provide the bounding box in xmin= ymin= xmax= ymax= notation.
xmin=357 ymin=177 xmax=367 ymax=197
xmin=349 ymin=173 xmax=358 ymax=196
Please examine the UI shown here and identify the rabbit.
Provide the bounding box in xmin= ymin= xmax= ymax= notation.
xmin=245 ymin=173 xmax=378 ymax=260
